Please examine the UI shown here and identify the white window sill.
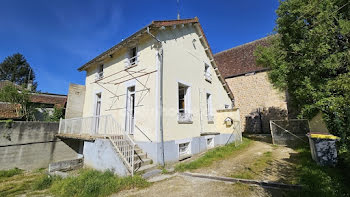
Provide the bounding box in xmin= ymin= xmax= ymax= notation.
xmin=179 ymin=154 xmax=192 ymax=161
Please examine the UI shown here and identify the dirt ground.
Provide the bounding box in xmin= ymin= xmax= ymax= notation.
xmin=113 ymin=140 xmax=298 ymax=197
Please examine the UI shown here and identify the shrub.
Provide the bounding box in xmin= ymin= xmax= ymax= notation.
xmin=0 ymin=168 xmax=23 ymax=178
xmin=50 ymin=169 xmax=150 ymax=197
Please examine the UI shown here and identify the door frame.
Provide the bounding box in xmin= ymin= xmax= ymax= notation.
xmin=125 ymin=81 xmax=136 ymax=135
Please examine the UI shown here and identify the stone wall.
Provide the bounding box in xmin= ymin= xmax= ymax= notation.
xmin=0 ymin=121 xmax=79 ymax=170
xmin=65 ymin=83 xmax=85 ymax=119
xmin=225 ymin=72 xmax=288 ymax=133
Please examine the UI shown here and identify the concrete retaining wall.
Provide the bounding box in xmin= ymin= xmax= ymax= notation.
xmin=0 ymin=122 xmax=79 ymax=170
xmin=83 ymin=139 xmax=129 ymax=176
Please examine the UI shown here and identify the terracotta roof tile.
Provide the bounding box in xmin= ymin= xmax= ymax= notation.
xmin=214 ymin=36 xmax=272 ymax=78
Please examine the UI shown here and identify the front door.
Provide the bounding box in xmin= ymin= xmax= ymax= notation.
xmin=125 ymin=86 xmax=135 ymax=135
xmin=94 ymin=93 xmax=101 ymax=134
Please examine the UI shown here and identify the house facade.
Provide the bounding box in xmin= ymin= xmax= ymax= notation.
xmin=61 ymin=18 xmax=241 ymax=176
xmin=215 ymin=37 xmax=289 ymax=134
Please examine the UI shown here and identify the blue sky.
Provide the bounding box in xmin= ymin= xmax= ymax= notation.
xmin=0 ymin=0 xmax=279 ymax=94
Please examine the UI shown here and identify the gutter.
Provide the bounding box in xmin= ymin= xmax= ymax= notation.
xmin=147 ymin=27 xmax=165 ymax=166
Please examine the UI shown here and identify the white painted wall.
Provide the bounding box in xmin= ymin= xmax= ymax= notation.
xmin=158 ymin=25 xmax=232 ymax=141
xmin=81 ymin=24 xmax=232 ymax=143
xmin=82 ymin=35 xmax=158 ymax=142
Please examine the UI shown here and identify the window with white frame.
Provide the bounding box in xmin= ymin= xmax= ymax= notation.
xmin=179 ymin=142 xmax=191 ymax=157
xmin=96 ymin=64 xmax=104 ymax=80
xmin=129 ymin=47 xmax=138 ymax=65
xmin=206 ymin=93 xmax=214 ymax=123
xmin=178 ymin=83 xmax=192 ymax=123
xmin=204 ymin=63 xmax=212 ymax=82
xmin=206 ymin=137 xmax=214 ymax=149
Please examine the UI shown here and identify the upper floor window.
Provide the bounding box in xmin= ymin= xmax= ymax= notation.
xmin=206 ymin=93 xmax=214 ymax=123
xmin=96 ymin=64 xmax=104 ymax=80
xmin=204 ymin=63 xmax=212 ymax=82
xmin=125 ymin=47 xmax=139 ymax=69
xmin=178 ymin=83 xmax=192 ymax=123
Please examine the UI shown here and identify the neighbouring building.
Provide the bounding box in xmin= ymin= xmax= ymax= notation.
xmin=215 ymin=37 xmax=289 ymax=134
xmin=0 ymin=80 xmax=67 ymax=120
xmin=59 ymin=18 xmax=241 ymax=176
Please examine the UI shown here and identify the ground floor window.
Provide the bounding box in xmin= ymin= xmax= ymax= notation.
xmin=206 ymin=137 xmax=214 ymax=149
xmin=178 ymin=142 xmax=191 ymax=157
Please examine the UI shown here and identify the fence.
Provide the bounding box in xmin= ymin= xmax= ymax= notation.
xmin=226 ymin=120 xmax=243 ymax=146
xmin=270 ymin=119 xmax=310 ymax=146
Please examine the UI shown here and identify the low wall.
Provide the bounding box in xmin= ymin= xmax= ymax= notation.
xmin=0 ymin=121 xmax=79 ymax=170
xmin=83 ymin=139 xmax=129 ymax=176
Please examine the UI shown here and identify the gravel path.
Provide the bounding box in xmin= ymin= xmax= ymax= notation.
xmin=113 ymin=140 xmax=297 ymax=197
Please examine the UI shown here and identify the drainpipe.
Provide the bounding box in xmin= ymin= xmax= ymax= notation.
xmin=147 ymin=27 xmax=165 ymax=166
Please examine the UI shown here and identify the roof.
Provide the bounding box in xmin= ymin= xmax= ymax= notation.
xmin=77 ymin=17 xmax=235 ymax=102
xmin=78 ymin=18 xmax=199 ymax=71
xmin=30 ymin=93 xmax=67 ymax=106
xmin=214 ymin=36 xmax=273 ymax=79
xmin=0 ymin=80 xmax=67 ymax=106
xmin=0 ymin=103 xmax=21 ymax=119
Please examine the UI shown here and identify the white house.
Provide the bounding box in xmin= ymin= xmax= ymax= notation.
xmin=59 ymin=18 xmax=241 ymax=176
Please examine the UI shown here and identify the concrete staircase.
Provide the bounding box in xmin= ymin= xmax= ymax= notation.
xmin=133 ymin=145 xmax=157 ymax=173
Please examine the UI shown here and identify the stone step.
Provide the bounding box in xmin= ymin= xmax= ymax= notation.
xmin=134 ymin=158 xmax=153 ymax=166
xmin=134 ymin=152 xmax=147 ymax=160
xmin=134 ymin=163 xmax=157 ymax=173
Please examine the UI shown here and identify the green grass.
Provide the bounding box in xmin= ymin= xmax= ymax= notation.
xmin=231 ymin=151 xmax=273 ymax=179
xmin=175 ymin=137 xmax=252 ymax=172
xmin=0 ymin=168 xmax=150 ymax=197
xmin=50 ymin=169 xmax=150 ymax=197
xmin=32 ymin=174 xmax=61 ymax=190
xmin=0 ymin=168 xmax=23 ymax=179
xmin=287 ymin=147 xmax=350 ymax=197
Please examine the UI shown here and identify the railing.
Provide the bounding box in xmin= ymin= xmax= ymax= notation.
xmin=58 ymin=115 xmax=136 ymax=176
xmin=204 ymin=72 xmax=212 ymax=82
xmin=178 ymin=112 xmax=193 ymax=123
xmin=95 ymin=71 xmax=103 ymax=81
xmin=124 ymin=55 xmax=140 ymax=69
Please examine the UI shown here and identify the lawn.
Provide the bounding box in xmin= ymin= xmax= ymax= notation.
xmin=175 ymin=137 xmax=252 ymax=172
xmin=288 ymin=147 xmax=350 ymax=197
xmin=0 ymin=168 xmax=150 ymax=197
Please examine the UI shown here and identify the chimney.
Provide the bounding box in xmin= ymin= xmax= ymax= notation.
xmin=27 ymin=80 xmax=33 ymax=91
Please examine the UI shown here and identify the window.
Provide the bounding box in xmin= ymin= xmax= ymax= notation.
xmin=206 ymin=137 xmax=214 ymax=149
xmin=96 ymin=64 xmax=104 ymax=80
xmin=204 ymin=63 xmax=212 ymax=82
xmin=179 ymin=142 xmax=191 ymax=157
xmin=178 ymin=83 xmax=192 ymax=123
xmin=206 ymin=93 xmax=214 ymax=123
xmin=129 ymin=47 xmax=138 ymax=66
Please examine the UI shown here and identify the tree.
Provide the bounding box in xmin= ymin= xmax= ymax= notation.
xmin=0 ymin=84 xmax=36 ymax=120
xmin=0 ymin=53 xmax=37 ymax=90
xmin=255 ymin=0 xmax=350 ymax=149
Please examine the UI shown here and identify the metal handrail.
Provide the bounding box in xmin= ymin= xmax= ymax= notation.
xmin=59 ymin=115 xmax=136 ymax=176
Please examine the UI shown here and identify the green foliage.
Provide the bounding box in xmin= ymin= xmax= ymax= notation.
xmin=0 ymin=168 xmax=23 ymax=179
xmin=32 ymin=174 xmax=61 ymax=190
xmin=0 ymin=53 xmax=37 ymax=90
xmin=49 ymin=106 xmax=64 ymax=122
xmin=255 ymin=0 xmax=350 ymax=149
xmin=289 ymin=147 xmax=350 ymax=197
xmin=50 ymin=169 xmax=150 ymax=197
xmin=0 ymin=84 xmax=36 ymax=121
xmin=175 ymin=138 xmax=251 ymax=172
